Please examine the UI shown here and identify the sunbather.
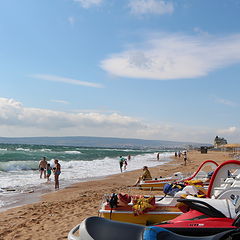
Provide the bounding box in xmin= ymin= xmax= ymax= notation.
xmin=133 ymin=166 xmax=152 ymax=186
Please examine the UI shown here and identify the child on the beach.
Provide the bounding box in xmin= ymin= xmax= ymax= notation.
xmin=46 ymin=163 xmax=52 ymax=182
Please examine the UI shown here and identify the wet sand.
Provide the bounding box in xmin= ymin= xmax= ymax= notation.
xmin=0 ymin=150 xmax=232 ymax=240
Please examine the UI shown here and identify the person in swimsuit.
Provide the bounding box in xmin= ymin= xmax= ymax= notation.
xmin=124 ymin=159 xmax=128 ymax=171
xmin=38 ymin=157 xmax=48 ymax=179
xmin=46 ymin=163 xmax=52 ymax=182
xmin=119 ymin=156 xmax=125 ymax=173
xmin=53 ymin=159 xmax=61 ymax=190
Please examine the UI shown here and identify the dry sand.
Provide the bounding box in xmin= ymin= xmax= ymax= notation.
xmin=0 ymin=150 xmax=233 ymax=240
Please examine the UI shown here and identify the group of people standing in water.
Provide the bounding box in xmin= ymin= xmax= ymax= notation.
xmin=38 ymin=157 xmax=61 ymax=190
xmin=119 ymin=155 xmax=131 ymax=172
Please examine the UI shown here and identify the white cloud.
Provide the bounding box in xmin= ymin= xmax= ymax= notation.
xmin=0 ymin=97 xmax=239 ymax=143
xmin=0 ymin=97 xmax=143 ymax=134
xmin=101 ymin=33 xmax=240 ymax=80
xmin=128 ymin=0 xmax=174 ymax=15
xmin=218 ymin=126 xmax=238 ymax=135
xmin=31 ymin=74 xmax=104 ymax=88
xmin=74 ymin=0 xmax=103 ymax=8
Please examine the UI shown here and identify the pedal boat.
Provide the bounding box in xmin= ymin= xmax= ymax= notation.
xmin=138 ymin=160 xmax=219 ymax=190
xmin=98 ymin=194 xmax=182 ymax=225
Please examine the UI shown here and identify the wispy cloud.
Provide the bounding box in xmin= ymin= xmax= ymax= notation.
xmin=31 ymin=74 xmax=104 ymax=88
xmin=128 ymin=0 xmax=174 ymax=15
xmin=73 ymin=0 xmax=103 ymax=8
xmin=51 ymin=99 xmax=69 ymax=105
xmin=68 ymin=16 xmax=76 ymax=25
xmin=101 ymin=33 xmax=240 ymax=80
xmin=214 ymin=96 xmax=237 ymax=107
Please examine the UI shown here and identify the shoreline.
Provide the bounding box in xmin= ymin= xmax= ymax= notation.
xmin=0 ymin=152 xmax=174 ymax=213
xmin=0 ymin=155 xmax=173 ymax=213
xmin=0 ymin=150 xmax=232 ymax=240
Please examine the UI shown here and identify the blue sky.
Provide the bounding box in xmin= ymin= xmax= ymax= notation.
xmin=0 ymin=0 xmax=240 ymax=143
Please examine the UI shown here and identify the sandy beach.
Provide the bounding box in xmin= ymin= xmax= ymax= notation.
xmin=0 ymin=150 xmax=233 ymax=240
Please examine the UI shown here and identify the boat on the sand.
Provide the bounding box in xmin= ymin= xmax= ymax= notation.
xmin=138 ymin=160 xmax=218 ymax=190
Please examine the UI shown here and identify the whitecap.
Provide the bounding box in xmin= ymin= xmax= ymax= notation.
xmin=64 ymin=151 xmax=82 ymax=154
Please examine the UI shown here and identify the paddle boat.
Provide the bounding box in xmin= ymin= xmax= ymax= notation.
xmin=206 ymin=160 xmax=240 ymax=198
xmin=165 ymin=159 xmax=240 ymax=200
xmin=138 ymin=160 xmax=218 ymax=190
xmin=68 ymin=216 xmax=240 ymax=240
xmin=98 ymin=183 xmax=206 ymax=226
xmin=98 ymin=160 xmax=240 ymax=225
xmin=98 ymin=193 xmax=181 ymax=225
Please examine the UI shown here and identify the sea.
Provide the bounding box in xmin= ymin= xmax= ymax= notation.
xmin=0 ymin=143 xmax=175 ymax=211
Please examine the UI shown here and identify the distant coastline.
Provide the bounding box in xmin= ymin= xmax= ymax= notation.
xmin=0 ymin=136 xmax=211 ymax=149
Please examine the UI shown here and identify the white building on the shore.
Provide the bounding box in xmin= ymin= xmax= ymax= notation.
xmin=214 ymin=136 xmax=227 ymax=148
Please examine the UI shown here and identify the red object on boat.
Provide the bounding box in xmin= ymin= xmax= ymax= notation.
xmin=154 ymin=198 xmax=240 ymax=236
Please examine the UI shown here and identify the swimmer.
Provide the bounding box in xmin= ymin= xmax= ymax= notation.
xmin=53 ymin=159 xmax=61 ymax=190
xmin=39 ymin=157 xmax=47 ymax=179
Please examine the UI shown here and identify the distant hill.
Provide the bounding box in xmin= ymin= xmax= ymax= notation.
xmin=0 ymin=136 xmax=211 ymax=149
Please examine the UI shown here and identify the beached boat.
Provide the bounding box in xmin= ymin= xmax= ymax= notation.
xmin=98 ymin=159 xmax=240 ymax=225
xmin=98 ymin=194 xmax=181 ymax=225
xmin=68 ymin=216 xmax=240 ymax=240
xmin=138 ymin=160 xmax=218 ymax=190
xmin=98 ymin=184 xmax=205 ymax=226
xmin=207 ymin=160 xmax=240 ymax=198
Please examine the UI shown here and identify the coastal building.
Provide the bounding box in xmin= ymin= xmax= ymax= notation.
xmin=214 ymin=136 xmax=227 ymax=148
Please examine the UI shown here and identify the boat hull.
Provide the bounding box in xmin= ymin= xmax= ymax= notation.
xmin=99 ymin=205 xmax=181 ymax=225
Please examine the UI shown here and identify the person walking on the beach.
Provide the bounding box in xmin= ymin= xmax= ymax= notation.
xmin=157 ymin=152 xmax=160 ymax=161
xmin=46 ymin=163 xmax=52 ymax=182
xmin=39 ymin=157 xmax=48 ymax=179
xmin=119 ymin=156 xmax=125 ymax=172
xmin=133 ymin=166 xmax=152 ymax=186
xmin=127 ymin=155 xmax=131 ymax=161
xmin=183 ymin=151 xmax=187 ymax=166
xmin=53 ymin=159 xmax=61 ymax=190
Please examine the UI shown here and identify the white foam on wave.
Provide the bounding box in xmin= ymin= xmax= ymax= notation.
xmin=0 ymin=161 xmax=38 ymax=172
xmin=16 ymin=148 xmax=31 ymax=152
xmin=64 ymin=151 xmax=82 ymax=154
xmin=0 ymin=148 xmax=7 ymax=151
xmin=60 ymin=152 xmax=174 ymax=182
xmin=40 ymin=149 xmax=52 ymax=152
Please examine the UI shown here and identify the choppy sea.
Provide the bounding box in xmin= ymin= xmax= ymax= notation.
xmin=0 ymin=143 xmax=175 ymax=210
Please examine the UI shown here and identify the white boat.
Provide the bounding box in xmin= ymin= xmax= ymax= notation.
xmin=138 ymin=160 xmax=218 ymax=190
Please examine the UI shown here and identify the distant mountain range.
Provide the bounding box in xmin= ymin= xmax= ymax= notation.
xmin=0 ymin=136 xmax=212 ymax=149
